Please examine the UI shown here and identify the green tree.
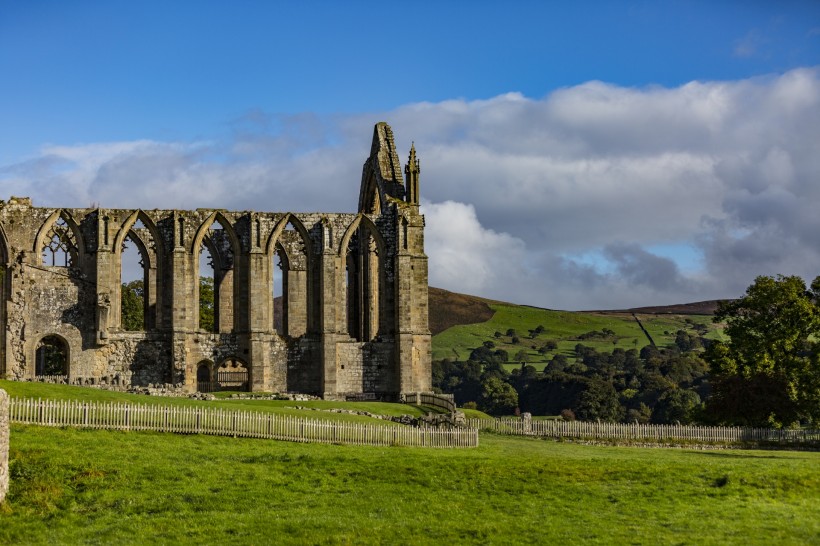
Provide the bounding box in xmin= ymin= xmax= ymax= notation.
xmin=479 ymin=376 xmax=519 ymax=415
xmin=705 ymin=275 xmax=820 ymax=427
xmin=653 ymin=388 xmax=701 ymax=424
xmin=199 ymin=276 xmax=215 ymax=332
xmin=575 ymin=379 xmax=624 ymax=422
xmin=514 ymin=349 xmax=530 ymax=363
xmin=121 ymin=280 xmax=145 ymax=331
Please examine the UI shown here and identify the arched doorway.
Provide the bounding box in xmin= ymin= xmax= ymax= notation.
xmin=216 ymin=357 xmax=249 ymax=392
xmin=196 ymin=361 xmax=214 ymax=393
xmin=35 ymin=335 xmax=68 ymax=378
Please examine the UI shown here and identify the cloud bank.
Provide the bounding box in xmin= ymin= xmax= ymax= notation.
xmin=2 ymin=67 xmax=819 ymax=309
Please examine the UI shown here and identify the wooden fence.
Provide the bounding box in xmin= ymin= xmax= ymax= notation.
xmin=403 ymin=392 xmax=456 ymax=413
xmin=466 ymin=417 xmax=820 ymax=446
xmin=9 ymin=398 xmax=478 ymax=448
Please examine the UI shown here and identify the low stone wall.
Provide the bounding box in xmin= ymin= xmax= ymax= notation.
xmin=0 ymin=388 xmax=8 ymax=503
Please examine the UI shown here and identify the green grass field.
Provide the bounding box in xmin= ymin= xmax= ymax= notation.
xmin=432 ymin=303 xmax=724 ymax=371
xmin=2 ymin=424 xmax=819 ymax=544
xmin=0 ymin=380 xmax=442 ymax=425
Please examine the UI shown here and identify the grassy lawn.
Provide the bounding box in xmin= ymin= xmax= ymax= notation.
xmin=433 ymin=303 xmax=724 ymax=368
xmin=0 ymin=380 xmax=438 ymax=425
xmin=1 ymin=425 xmax=818 ymax=544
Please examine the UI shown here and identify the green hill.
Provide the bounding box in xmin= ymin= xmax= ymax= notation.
xmin=430 ymin=288 xmax=724 ymax=370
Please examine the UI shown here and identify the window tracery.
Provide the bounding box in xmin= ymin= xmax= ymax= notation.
xmin=42 ymin=215 xmax=78 ymax=267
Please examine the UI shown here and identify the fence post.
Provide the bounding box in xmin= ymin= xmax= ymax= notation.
xmin=0 ymin=389 xmax=9 ymax=504
xmin=521 ymin=413 xmax=532 ymax=435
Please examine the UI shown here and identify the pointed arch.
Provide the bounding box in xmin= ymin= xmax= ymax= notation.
xmin=338 ymin=214 xmax=387 ymax=258
xmin=192 ymin=212 xmax=240 ymax=333
xmin=339 ymin=214 xmax=388 ymax=341
xmin=265 ymin=213 xmax=313 ymax=257
xmin=191 ymin=211 xmax=241 ymax=254
xmin=266 ymin=213 xmax=312 ymax=337
xmin=113 ymin=210 xmax=163 ymax=331
xmin=113 ymin=210 xmax=163 ymax=256
xmin=34 ymin=210 xmax=84 ymax=267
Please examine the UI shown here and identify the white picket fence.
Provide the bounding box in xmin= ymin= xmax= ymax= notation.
xmin=466 ymin=417 xmax=820 ymax=446
xmin=10 ymin=398 xmax=479 ymax=448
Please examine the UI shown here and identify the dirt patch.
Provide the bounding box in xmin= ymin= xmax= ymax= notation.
xmin=429 ymin=287 xmax=495 ymax=335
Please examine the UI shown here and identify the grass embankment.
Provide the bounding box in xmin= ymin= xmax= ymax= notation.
xmin=433 ymin=303 xmax=724 ymax=371
xmin=0 ymin=380 xmax=440 ymax=425
xmin=1 ymin=426 xmax=818 ymax=544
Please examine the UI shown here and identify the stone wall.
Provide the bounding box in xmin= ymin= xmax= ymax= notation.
xmin=0 ymin=123 xmax=432 ymax=399
xmin=0 ymin=388 xmax=8 ymax=504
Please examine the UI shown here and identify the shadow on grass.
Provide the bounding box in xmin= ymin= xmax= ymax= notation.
xmin=683 ymin=451 xmax=794 ymax=460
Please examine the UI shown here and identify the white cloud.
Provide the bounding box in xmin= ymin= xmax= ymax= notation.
xmin=3 ymin=67 xmax=820 ymax=309
xmin=421 ymin=200 xmax=527 ymax=297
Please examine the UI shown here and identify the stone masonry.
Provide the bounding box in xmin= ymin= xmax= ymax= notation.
xmin=0 ymin=388 xmax=7 ymax=504
xmin=0 ymin=123 xmax=431 ymax=400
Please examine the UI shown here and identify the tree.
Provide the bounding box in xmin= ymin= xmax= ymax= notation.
xmin=653 ymin=388 xmax=701 ymax=424
xmin=514 ymin=349 xmax=530 ymax=363
xmin=479 ymin=376 xmax=519 ymax=415
xmin=705 ymin=275 xmax=820 ymax=427
xmin=575 ymin=379 xmax=624 ymax=422
xmin=199 ymin=276 xmax=215 ymax=332
xmin=121 ymin=280 xmax=145 ymax=331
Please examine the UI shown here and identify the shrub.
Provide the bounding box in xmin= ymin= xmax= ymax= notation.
xmin=560 ymin=408 xmax=576 ymax=421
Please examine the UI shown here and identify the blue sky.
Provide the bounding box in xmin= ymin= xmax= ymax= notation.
xmin=2 ymin=1 xmax=820 ymax=309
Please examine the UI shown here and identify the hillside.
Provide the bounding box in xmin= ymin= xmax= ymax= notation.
xmin=429 ymin=287 xmax=723 ymax=367
xmin=586 ymin=300 xmax=725 ymax=315
xmin=428 ymin=287 xmax=496 ymax=335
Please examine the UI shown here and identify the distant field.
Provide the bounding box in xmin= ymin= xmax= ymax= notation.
xmin=1 ymin=425 xmax=818 ymax=544
xmin=432 ymin=302 xmax=724 ymax=370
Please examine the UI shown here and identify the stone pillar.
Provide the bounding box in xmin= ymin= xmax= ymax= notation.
xmin=246 ymin=249 xmax=275 ymax=391
xmin=287 ymin=268 xmax=308 ymax=337
xmin=394 ymin=210 xmax=432 ymax=394
xmin=170 ymin=222 xmax=195 ymax=390
xmin=521 ymin=412 xmax=532 ymax=435
xmin=319 ymin=249 xmax=340 ymax=398
xmin=95 ymin=210 xmax=114 ymax=345
xmin=0 ymin=388 xmax=9 ymax=504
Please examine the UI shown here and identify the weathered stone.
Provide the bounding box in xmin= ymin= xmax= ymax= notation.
xmin=0 ymin=388 xmax=8 ymax=504
xmin=0 ymin=123 xmax=431 ymax=399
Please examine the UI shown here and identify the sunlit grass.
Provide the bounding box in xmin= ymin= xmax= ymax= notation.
xmin=1 ymin=426 xmax=818 ymax=544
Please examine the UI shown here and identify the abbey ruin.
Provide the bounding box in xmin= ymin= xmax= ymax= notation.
xmin=0 ymin=123 xmax=431 ymax=399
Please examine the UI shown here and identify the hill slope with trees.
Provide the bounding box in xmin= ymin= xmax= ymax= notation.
xmin=430 ymin=278 xmax=820 ymax=428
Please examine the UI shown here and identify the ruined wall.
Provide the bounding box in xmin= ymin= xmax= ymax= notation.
xmin=0 ymin=123 xmax=432 ymax=398
xmin=0 ymin=388 xmax=8 ymax=504
xmin=335 ymin=340 xmax=397 ymax=395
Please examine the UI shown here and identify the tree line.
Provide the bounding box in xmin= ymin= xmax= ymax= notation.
xmin=434 ymin=275 xmax=820 ymax=428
